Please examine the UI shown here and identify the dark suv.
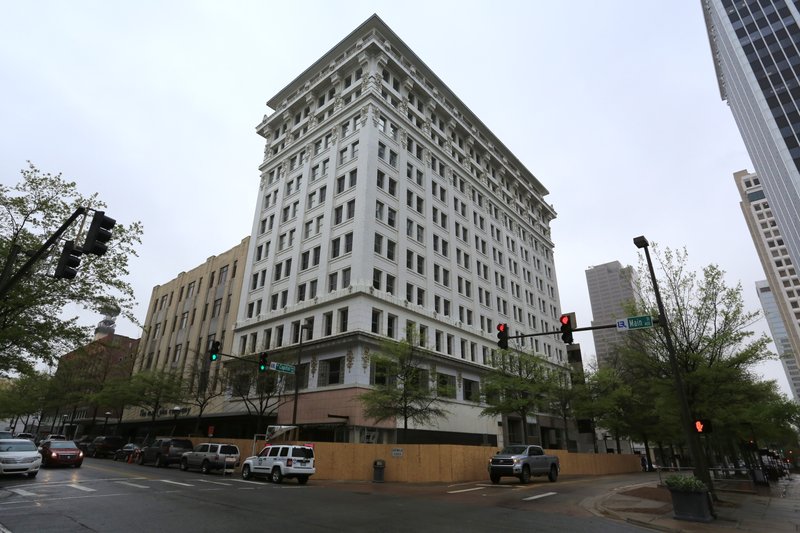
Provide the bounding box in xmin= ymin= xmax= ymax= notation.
xmin=87 ymin=436 xmax=125 ymax=458
xmin=138 ymin=438 xmax=193 ymax=467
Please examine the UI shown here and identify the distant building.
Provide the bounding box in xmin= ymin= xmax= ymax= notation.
xmin=735 ymin=169 xmax=800 ymax=399
xmin=756 ymin=281 xmax=800 ymax=401
xmin=585 ymin=261 xmax=638 ymax=368
xmin=233 ymin=15 xmax=569 ymax=447
xmin=703 ymin=0 xmax=800 ymax=279
xmin=123 ymin=237 xmax=249 ymax=438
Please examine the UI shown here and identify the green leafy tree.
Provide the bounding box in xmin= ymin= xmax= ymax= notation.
xmin=0 ymin=163 xmax=143 ymax=376
xmin=227 ymin=357 xmax=288 ymax=434
xmin=183 ymin=357 xmax=228 ymax=435
xmin=481 ymin=350 xmax=554 ymax=445
xmin=359 ymin=338 xmax=449 ymax=443
xmin=117 ymin=370 xmax=185 ymax=424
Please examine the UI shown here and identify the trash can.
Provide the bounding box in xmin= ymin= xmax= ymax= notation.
xmin=373 ymin=459 xmax=385 ymax=483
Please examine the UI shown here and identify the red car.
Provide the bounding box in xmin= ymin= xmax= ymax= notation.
xmin=39 ymin=440 xmax=83 ymax=468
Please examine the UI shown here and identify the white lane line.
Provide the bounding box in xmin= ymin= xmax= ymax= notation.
xmin=116 ymin=481 xmax=149 ymax=489
xmin=8 ymin=488 xmax=36 ymax=497
xmin=523 ymin=491 xmax=557 ymax=501
xmin=227 ymin=479 xmax=264 ymax=485
xmin=447 ymin=487 xmax=483 ymax=494
xmin=194 ymin=479 xmax=232 ymax=486
xmin=67 ymin=484 xmax=95 ymax=492
xmin=0 ymin=522 xmax=12 ymax=533
xmin=476 ymin=483 xmax=514 ymax=488
xmin=159 ymin=479 xmax=193 ymax=487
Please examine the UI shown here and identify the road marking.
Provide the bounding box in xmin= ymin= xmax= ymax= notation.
xmin=447 ymin=487 xmax=483 ymax=494
xmin=194 ymin=479 xmax=232 ymax=486
xmin=0 ymin=523 xmax=12 ymax=533
xmin=67 ymin=484 xmax=96 ymax=492
xmin=523 ymin=491 xmax=557 ymax=501
xmin=8 ymin=488 xmax=36 ymax=497
xmin=116 ymin=481 xmax=149 ymax=489
xmin=227 ymin=479 xmax=263 ymax=485
xmin=159 ymin=479 xmax=194 ymax=487
xmin=476 ymin=484 xmax=514 ymax=488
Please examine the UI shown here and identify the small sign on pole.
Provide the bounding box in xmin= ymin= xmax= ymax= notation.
xmin=617 ymin=315 xmax=653 ymax=331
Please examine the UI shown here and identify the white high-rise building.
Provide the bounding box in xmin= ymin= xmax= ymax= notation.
xmin=233 ymin=15 xmax=569 ymax=446
xmin=703 ymin=0 xmax=800 ymax=277
xmin=735 ymin=169 xmax=800 ymax=399
xmin=585 ymin=261 xmax=638 ymax=369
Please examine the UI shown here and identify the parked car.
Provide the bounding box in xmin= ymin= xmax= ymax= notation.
xmin=0 ymin=431 xmax=13 ymax=439
xmin=73 ymin=435 xmax=94 ymax=453
xmin=180 ymin=443 xmax=240 ymax=474
xmin=0 ymin=438 xmax=41 ymax=477
xmin=38 ymin=440 xmax=83 ymax=468
xmin=86 ymin=436 xmax=125 ymax=458
xmin=138 ymin=438 xmax=194 ymax=467
xmin=241 ymin=444 xmax=315 ymax=484
xmin=113 ymin=443 xmax=141 ymax=462
xmin=45 ymin=434 xmax=66 ymax=441
xmin=488 ymin=445 xmax=560 ymax=484
xmin=15 ymin=433 xmax=35 ymax=441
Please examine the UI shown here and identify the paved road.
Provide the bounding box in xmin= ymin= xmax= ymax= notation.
xmin=0 ymin=458 xmax=650 ymax=532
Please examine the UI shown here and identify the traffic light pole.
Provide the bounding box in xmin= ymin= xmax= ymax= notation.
xmin=0 ymin=207 xmax=86 ymax=299
xmin=506 ymin=322 xmax=622 ymax=341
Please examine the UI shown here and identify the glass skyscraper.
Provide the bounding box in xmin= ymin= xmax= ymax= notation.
xmin=703 ymin=0 xmax=800 ymax=271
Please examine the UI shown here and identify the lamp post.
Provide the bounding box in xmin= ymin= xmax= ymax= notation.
xmin=633 ymin=236 xmax=711 ymax=489
xmin=291 ymin=324 xmax=311 ymax=426
xmin=103 ymin=411 xmax=112 ymax=435
xmin=171 ymin=406 xmax=181 ymax=436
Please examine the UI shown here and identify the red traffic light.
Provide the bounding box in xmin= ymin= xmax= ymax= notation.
xmin=497 ymin=323 xmax=507 ymax=333
xmin=496 ymin=323 xmax=509 ymax=349
xmin=560 ymin=315 xmax=570 ymax=326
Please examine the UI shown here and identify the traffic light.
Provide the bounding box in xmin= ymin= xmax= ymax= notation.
xmin=496 ymin=323 xmax=509 ymax=350
xmin=560 ymin=314 xmax=574 ymax=344
xmin=692 ymin=419 xmax=713 ymax=433
xmin=82 ymin=211 xmax=116 ymax=256
xmin=209 ymin=341 xmax=221 ymax=362
xmin=54 ymin=240 xmax=82 ymax=280
xmin=258 ymin=352 xmax=269 ymax=372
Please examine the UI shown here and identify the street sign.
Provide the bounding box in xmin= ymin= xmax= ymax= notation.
xmin=616 ymin=315 xmax=653 ymax=331
xmin=269 ymin=362 xmax=296 ymax=374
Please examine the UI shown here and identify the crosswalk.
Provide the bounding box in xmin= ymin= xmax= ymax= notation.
xmin=0 ymin=477 xmax=273 ymax=503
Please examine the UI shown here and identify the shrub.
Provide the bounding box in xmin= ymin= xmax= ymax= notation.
xmin=663 ymin=474 xmax=708 ymax=492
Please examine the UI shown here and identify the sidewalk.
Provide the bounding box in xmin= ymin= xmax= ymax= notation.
xmin=589 ymin=474 xmax=800 ymax=532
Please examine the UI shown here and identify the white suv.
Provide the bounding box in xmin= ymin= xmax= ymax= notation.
xmin=241 ymin=444 xmax=315 ymax=484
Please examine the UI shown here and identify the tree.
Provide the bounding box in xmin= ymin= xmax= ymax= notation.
xmin=227 ymin=357 xmax=287 ymax=434
xmin=481 ymin=350 xmax=554 ymax=445
xmin=183 ymin=357 xmax=228 ymax=435
xmin=120 ymin=370 xmax=185 ymax=424
xmin=359 ymin=338 xmax=449 ymax=443
xmin=0 ymin=163 xmax=143 ymax=376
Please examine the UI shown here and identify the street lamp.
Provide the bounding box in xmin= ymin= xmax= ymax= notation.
xmin=103 ymin=411 xmax=112 ymax=435
xmin=633 ymin=236 xmax=712 ymax=490
xmin=291 ymin=323 xmax=312 ymax=426
xmin=171 ymin=406 xmax=181 ymax=436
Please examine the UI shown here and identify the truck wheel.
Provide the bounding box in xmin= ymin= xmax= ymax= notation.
xmin=548 ymin=465 xmax=558 ymax=482
xmin=155 ymin=455 xmax=163 ymax=468
xmin=241 ymin=465 xmax=252 ymax=480
xmin=201 ymin=460 xmax=211 ymax=475
xmin=271 ymin=467 xmax=284 ymax=484
xmin=180 ymin=458 xmax=188 ymax=471
xmin=519 ymin=465 xmax=531 ymax=484
xmin=490 ymin=474 xmax=500 ymax=484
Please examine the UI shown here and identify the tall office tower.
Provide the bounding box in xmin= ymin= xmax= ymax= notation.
xmin=235 ymin=15 xmax=567 ymax=446
xmin=756 ymin=280 xmax=800 ymax=400
xmin=736 ymin=169 xmax=800 ymax=397
xmin=703 ymin=0 xmax=800 ymax=272
xmin=585 ymin=261 xmax=638 ymax=368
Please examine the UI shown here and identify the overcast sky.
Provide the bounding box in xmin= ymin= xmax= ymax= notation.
xmin=1 ymin=1 xmax=791 ymax=395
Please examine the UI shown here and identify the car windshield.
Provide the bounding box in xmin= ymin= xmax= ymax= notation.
xmin=0 ymin=441 xmax=37 ymax=452
xmin=499 ymin=446 xmax=528 ymax=455
xmin=50 ymin=441 xmax=78 ymax=449
xmin=220 ymin=445 xmax=238 ymax=454
xmin=291 ymin=447 xmax=314 ymax=458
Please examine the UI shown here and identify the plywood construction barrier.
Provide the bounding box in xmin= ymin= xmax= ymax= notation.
xmin=187 ymin=437 xmax=642 ymax=482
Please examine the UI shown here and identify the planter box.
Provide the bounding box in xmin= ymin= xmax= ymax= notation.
xmin=669 ymin=489 xmax=715 ymax=522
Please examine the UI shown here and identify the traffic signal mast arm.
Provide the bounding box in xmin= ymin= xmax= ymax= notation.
xmin=207 ymin=347 xmax=274 ymax=370
xmin=507 ymin=321 xmax=651 ymax=340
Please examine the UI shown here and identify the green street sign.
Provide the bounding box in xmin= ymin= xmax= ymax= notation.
xmin=269 ymin=362 xmax=296 ymax=374
xmin=616 ymin=315 xmax=653 ymax=331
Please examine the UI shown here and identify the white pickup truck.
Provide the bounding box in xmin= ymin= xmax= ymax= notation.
xmin=488 ymin=444 xmax=560 ymax=484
